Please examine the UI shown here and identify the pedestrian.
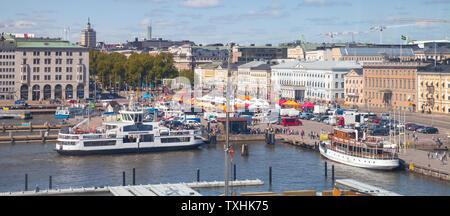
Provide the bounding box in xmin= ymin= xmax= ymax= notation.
xmin=301 ymin=130 xmax=304 ymax=140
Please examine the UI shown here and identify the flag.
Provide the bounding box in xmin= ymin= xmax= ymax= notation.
xmin=401 ymin=35 xmax=407 ymax=40
xmin=299 ymin=35 xmax=306 ymax=41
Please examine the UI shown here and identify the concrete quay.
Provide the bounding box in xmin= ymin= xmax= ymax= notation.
xmin=247 ymin=118 xmax=449 ymax=181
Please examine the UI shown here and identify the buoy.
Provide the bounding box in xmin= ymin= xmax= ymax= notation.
xmin=241 ymin=144 xmax=249 ymax=156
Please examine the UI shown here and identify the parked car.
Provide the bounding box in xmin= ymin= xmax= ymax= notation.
xmin=299 ymin=113 xmax=313 ymax=120
xmin=374 ymin=118 xmax=381 ymax=124
xmin=320 ymin=116 xmax=329 ymax=123
xmin=407 ymin=124 xmax=423 ymax=131
xmin=418 ymin=127 xmax=438 ymax=134
xmin=404 ymin=123 xmax=415 ymax=129
xmin=378 ymin=119 xmax=390 ymax=126
xmin=369 ymin=127 xmax=390 ymax=136
xmin=281 ymin=117 xmax=302 ymax=127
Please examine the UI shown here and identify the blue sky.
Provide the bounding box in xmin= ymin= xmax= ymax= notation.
xmin=1 ymin=0 xmax=449 ymax=45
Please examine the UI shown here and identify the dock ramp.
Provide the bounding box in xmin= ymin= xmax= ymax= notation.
xmin=335 ymin=179 xmax=402 ymax=196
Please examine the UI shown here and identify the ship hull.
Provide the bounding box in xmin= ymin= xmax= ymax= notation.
xmin=55 ymin=143 xmax=202 ymax=156
xmin=319 ymin=144 xmax=399 ymax=170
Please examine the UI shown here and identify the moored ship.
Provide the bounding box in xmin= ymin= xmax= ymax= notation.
xmin=319 ymin=128 xmax=399 ymax=170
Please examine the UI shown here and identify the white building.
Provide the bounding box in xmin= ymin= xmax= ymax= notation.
xmin=271 ymin=60 xmax=361 ymax=102
xmin=237 ymin=61 xmax=272 ymax=99
xmin=0 ymin=34 xmax=89 ymax=102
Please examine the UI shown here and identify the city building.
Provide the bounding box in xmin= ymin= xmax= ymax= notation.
xmin=236 ymin=61 xmax=272 ymax=99
xmin=0 ymin=33 xmax=89 ymax=102
xmin=232 ymin=45 xmax=287 ymax=63
xmin=417 ymin=64 xmax=450 ymax=114
xmin=271 ymin=60 xmax=361 ymax=102
xmin=363 ymin=61 xmax=430 ymax=111
xmin=81 ymin=18 xmax=96 ymax=49
xmin=413 ymin=41 xmax=450 ymax=61
xmin=344 ymin=68 xmax=364 ymax=107
xmin=287 ymin=46 xmax=305 ymax=59
xmin=170 ymin=45 xmax=229 ymax=71
xmin=305 ymin=49 xmax=333 ymax=61
xmin=126 ymin=37 xmax=195 ymax=51
xmin=194 ymin=61 xmax=242 ymax=91
xmin=332 ymin=46 xmax=416 ymax=62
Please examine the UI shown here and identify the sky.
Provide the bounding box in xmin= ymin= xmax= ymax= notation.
xmin=1 ymin=0 xmax=449 ymax=46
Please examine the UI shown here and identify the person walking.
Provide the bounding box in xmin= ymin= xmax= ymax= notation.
xmin=301 ymin=130 xmax=304 ymax=140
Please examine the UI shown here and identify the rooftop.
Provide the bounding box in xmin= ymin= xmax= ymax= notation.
xmin=271 ymin=60 xmax=362 ymax=70
xmin=339 ymin=47 xmax=415 ymax=56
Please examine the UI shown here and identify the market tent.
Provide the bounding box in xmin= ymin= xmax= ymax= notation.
xmin=301 ymin=102 xmax=314 ymax=108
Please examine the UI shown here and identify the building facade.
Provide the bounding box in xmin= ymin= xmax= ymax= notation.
xmin=232 ymin=46 xmax=287 ymax=63
xmin=417 ymin=64 xmax=450 ymax=114
xmin=344 ymin=68 xmax=364 ymax=107
xmin=271 ymin=60 xmax=361 ymax=102
xmin=0 ymin=34 xmax=89 ymax=102
xmin=236 ymin=61 xmax=272 ymax=99
xmin=287 ymin=46 xmax=305 ymax=59
xmin=363 ymin=62 xmax=429 ymax=111
xmin=170 ymin=45 xmax=229 ymax=71
xmin=81 ymin=19 xmax=96 ymax=49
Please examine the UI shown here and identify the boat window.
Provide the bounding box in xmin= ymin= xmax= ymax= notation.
xmin=123 ymin=125 xmax=138 ymax=132
xmin=84 ymin=140 xmax=116 ymax=147
xmin=62 ymin=141 xmax=76 ymax=145
xmin=123 ymin=135 xmax=137 ymax=143
xmin=141 ymin=134 xmax=154 ymax=142
xmin=161 ymin=137 xmax=190 ymax=143
xmin=137 ymin=124 xmax=153 ymax=131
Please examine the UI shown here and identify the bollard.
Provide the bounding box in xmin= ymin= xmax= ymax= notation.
xmin=122 ymin=171 xmax=126 ymax=186
xmin=233 ymin=164 xmax=236 ymax=181
xmin=132 ymin=168 xmax=136 ymax=185
xmin=197 ymin=168 xmax=200 ymax=182
xmin=332 ymin=165 xmax=335 ymax=181
xmin=25 ymin=174 xmax=28 ymax=191
xmin=325 ymin=161 xmax=328 ymax=178
xmin=269 ymin=166 xmax=272 ymax=185
xmin=49 ymin=176 xmax=52 ymax=190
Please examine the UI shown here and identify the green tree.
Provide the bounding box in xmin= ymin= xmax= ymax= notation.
xmin=178 ymin=69 xmax=194 ymax=85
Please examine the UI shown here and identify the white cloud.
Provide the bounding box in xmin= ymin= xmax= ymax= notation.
xmin=10 ymin=20 xmax=38 ymax=29
xmin=181 ymin=0 xmax=221 ymax=8
xmin=140 ymin=18 xmax=152 ymax=26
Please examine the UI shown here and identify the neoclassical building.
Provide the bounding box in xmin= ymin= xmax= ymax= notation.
xmin=0 ymin=34 xmax=89 ymax=102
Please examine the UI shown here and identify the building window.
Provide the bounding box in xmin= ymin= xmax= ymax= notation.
xmin=66 ymin=75 xmax=72 ymax=80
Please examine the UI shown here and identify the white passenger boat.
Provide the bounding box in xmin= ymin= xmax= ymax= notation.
xmin=319 ymin=128 xmax=399 ymax=170
xmin=55 ymin=109 xmax=203 ymax=156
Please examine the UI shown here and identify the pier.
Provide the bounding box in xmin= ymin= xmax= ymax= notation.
xmin=399 ymin=149 xmax=450 ymax=181
xmin=0 ymin=179 xmax=263 ymax=196
xmin=0 ymin=123 xmax=74 ymax=132
xmin=335 ymin=179 xmax=402 ymax=196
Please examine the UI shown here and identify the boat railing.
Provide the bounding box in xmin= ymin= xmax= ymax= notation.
xmin=160 ymin=129 xmax=201 ymax=137
xmin=58 ymin=133 xmax=113 ymax=140
xmin=329 ymin=145 xmax=398 ymax=160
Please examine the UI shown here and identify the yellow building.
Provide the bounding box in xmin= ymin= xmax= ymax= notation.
xmin=417 ymin=64 xmax=450 ymax=114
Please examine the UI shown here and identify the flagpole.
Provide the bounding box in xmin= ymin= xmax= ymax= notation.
xmin=224 ymin=42 xmax=234 ymax=196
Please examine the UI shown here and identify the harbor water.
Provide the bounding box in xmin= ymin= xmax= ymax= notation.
xmin=0 ymin=132 xmax=449 ymax=195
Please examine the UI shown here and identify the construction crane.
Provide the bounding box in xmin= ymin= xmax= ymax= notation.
xmin=320 ymin=31 xmax=370 ymax=43
xmin=391 ymin=18 xmax=450 ymax=23
xmin=370 ymin=23 xmax=420 ymax=44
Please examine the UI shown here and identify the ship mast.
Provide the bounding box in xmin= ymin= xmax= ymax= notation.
xmin=224 ymin=42 xmax=234 ymax=196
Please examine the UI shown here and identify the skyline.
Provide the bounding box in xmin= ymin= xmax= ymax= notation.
xmin=0 ymin=0 xmax=449 ymax=45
